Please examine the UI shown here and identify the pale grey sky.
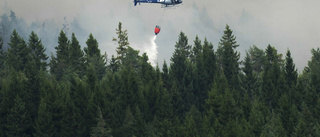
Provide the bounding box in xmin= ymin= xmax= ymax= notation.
xmin=1 ymin=0 xmax=320 ymax=71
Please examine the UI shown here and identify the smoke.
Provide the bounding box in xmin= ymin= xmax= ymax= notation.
xmin=144 ymin=35 xmax=158 ymax=66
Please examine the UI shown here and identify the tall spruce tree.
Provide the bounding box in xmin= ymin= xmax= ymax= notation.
xmin=113 ymin=22 xmax=129 ymax=64
xmin=218 ymin=24 xmax=240 ymax=89
xmin=69 ymin=33 xmax=85 ymax=76
xmin=262 ymin=45 xmax=283 ymax=107
xmin=7 ymin=30 xmax=30 ymax=71
xmin=33 ymin=97 xmax=55 ymax=137
xmin=50 ymin=30 xmax=70 ymax=80
xmin=84 ymin=33 xmax=106 ymax=80
xmin=242 ymin=52 xmax=257 ymax=100
xmin=170 ymin=32 xmax=193 ymax=117
xmin=5 ymin=95 xmax=32 ymax=137
xmin=284 ymin=49 xmax=298 ymax=90
xmin=91 ymin=107 xmax=112 ymax=137
xmin=28 ymin=31 xmax=48 ymax=70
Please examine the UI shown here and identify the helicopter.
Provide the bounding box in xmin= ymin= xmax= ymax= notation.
xmin=134 ymin=0 xmax=182 ymax=8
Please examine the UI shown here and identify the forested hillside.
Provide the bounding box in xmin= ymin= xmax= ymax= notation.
xmin=0 ymin=21 xmax=320 ymax=137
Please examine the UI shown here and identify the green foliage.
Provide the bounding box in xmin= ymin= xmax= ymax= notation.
xmin=1 ymin=23 xmax=320 ymax=137
xmin=5 ymin=95 xmax=32 ymax=137
xmin=91 ymin=108 xmax=112 ymax=137
xmin=113 ymin=22 xmax=129 ymax=64
xmin=85 ymin=33 xmax=106 ymax=80
xmin=7 ymin=30 xmax=31 ymax=71
xmin=219 ymin=24 xmax=240 ymax=89
xmin=243 ymin=52 xmax=257 ymax=100
xmin=70 ymin=33 xmax=85 ymax=76
xmin=50 ymin=30 xmax=70 ymax=80
xmin=28 ymin=31 xmax=48 ymax=70
xmin=0 ymin=37 xmax=6 ymax=68
xmin=284 ymin=49 xmax=298 ymax=89
xmin=33 ymin=98 xmax=54 ymax=137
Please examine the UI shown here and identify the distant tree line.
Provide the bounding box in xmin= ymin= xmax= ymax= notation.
xmin=0 ymin=20 xmax=320 ymax=137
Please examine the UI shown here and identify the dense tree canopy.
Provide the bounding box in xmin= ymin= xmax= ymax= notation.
xmin=0 ymin=21 xmax=320 ymax=137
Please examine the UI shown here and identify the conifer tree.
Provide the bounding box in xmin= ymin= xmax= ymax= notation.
xmin=50 ymin=30 xmax=70 ymax=80
xmin=91 ymin=107 xmax=112 ymax=137
xmin=113 ymin=22 xmax=129 ymax=64
xmin=120 ymin=106 xmax=135 ymax=137
xmin=242 ymin=52 xmax=257 ymax=99
xmin=84 ymin=33 xmax=106 ymax=80
xmin=284 ymin=49 xmax=298 ymax=90
xmin=293 ymin=102 xmax=320 ymax=137
xmin=28 ymin=31 xmax=48 ymax=70
xmin=191 ymin=35 xmax=202 ymax=63
xmin=278 ymin=93 xmax=298 ymax=136
xmin=7 ymin=30 xmax=30 ymax=71
xmin=161 ymin=61 xmax=170 ymax=89
xmin=5 ymin=95 xmax=32 ymax=137
xmin=69 ymin=33 xmax=85 ymax=76
xmin=202 ymin=38 xmax=216 ymax=87
xmin=33 ymin=97 xmax=55 ymax=137
xmin=218 ymin=24 xmax=240 ymax=89
xmin=109 ymin=55 xmax=119 ymax=73
xmin=60 ymin=91 xmax=84 ymax=137
xmin=248 ymin=100 xmax=268 ymax=136
xmin=133 ymin=106 xmax=146 ymax=137
xmin=307 ymin=48 xmax=320 ymax=94
xmin=170 ymin=32 xmax=191 ymax=83
xmin=260 ymin=112 xmax=285 ymax=137
xmin=262 ymin=45 xmax=283 ymax=107
xmin=170 ymin=32 xmax=193 ymax=115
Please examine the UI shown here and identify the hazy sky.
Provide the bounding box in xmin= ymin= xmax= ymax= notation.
xmin=1 ymin=0 xmax=320 ymax=71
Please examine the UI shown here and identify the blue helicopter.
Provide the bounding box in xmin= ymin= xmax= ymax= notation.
xmin=134 ymin=0 xmax=182 ymax=7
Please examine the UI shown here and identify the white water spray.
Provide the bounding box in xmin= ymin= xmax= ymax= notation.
xmin=145 ymin=35 xmax=158 ymax=67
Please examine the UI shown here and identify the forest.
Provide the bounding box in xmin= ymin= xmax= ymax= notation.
xmin=1 ymin=11 xmax=320 ymax=137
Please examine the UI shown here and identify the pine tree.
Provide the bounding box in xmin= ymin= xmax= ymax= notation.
xmin=60 ymin=90 xmax=84 ymax=137
xmin=120 ymin=106 xmax=135 ymax=137
xmin=5 ymin=95 xmax=32 ymax=137
xmin=242 ymin=52 xmax=257 ymax=100
xmin=278 ymin=93 xmax=298 ymax=136
xmin=7 ymin=30 xmax=30 ymax=71
xmin=184 ymin=105 xmax=201 ymax=137
xmin=248 ymin=99 xmax=269 ymax=136
xmin=284 ymin=49 xmax=298 ymax=90
xmin=33 ymin=97 xmax=55 ymax=137
xmin=307 ymin=48 xmax=320 ymax=95
xmin=84 ymin=33 xmax=106 ymax=80
xmin=262 ymin=45 xmax=283 ymax=107
xmin=170 ymin=32 xmax=191 ymax=84
xmin=161 ymin=61 xmax=170 ymax=89
xmin=133 ymin=106 xmax=146 ymax=137
xmin=28 ymin=31 xmax=48 ymax=70
xmin=170 ymin=32 xmax=193 ymax=116
xmin=202 ymin=38 xmax=216 ymax=88
xmin=219 ymin=24 xmax=240 ymax=89
xmin=112 ymin=22 xmax=129 ymax=64
xmin=91 ymin=107 xmax=112 ymax=137
xmin=260 ymin=112 xmax=285 ymax=137
xmin=69 ymin=33 xmax=85 ymax=76
xmin=109 ymin=55 xmax=119 ymax=73
xmin=26 ymin=31 xmax=48 ymax=126
xmin=191 ymin=35 xmax=202 ymax=63
xmin=50 ymin=30 xmax=70 ymax=80
xmin=293 ymin=102 xmax=320 ymax=137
